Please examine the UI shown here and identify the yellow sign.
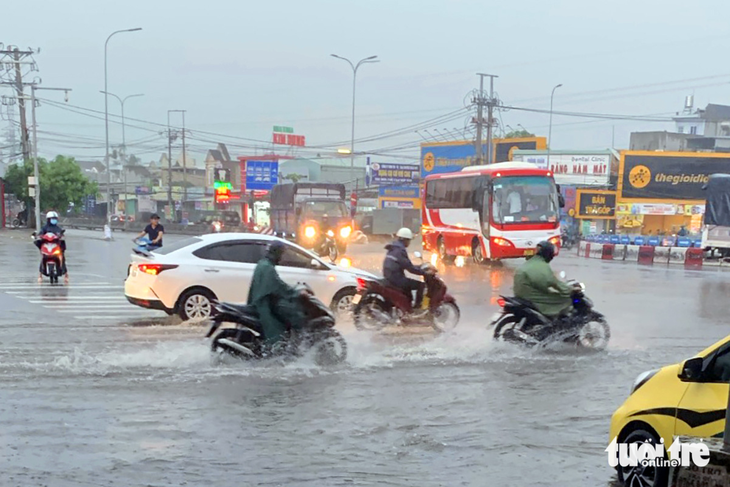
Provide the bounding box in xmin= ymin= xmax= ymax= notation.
xmin=423 ymin=152 xmax=435 ymax=172
xmin=628 ymin=165 xmax=651 ymax=189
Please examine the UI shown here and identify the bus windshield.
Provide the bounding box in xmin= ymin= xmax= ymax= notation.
xmin=491 ymin=176 xmax=559 ymax=224
xmin=302 ymin=200 xmax=348 ymax=219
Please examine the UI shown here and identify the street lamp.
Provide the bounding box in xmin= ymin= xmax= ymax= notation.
xmin=330 ymin=54 xmax=379 ymax=191
xmin=547 ymin=83 xmax=563 ymax=170
xmin=104 ymin=27 xmax=142 ymax=222
xmin=101 ymin=91 xmax=144 ymax=218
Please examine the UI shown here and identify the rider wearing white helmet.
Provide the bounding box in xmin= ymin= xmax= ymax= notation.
xmin=382 ymin=227 xmax=426 ymax=309
xmin=36 ymin=210 xmax=68 ymax=282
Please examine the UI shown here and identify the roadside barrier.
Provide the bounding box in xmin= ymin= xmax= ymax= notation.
xmin=685 ymin=248 xmax=704 ymax=268
xmin=637 ymin=246 xmax=655 ymax=265
xmin=653 ymin=246 xmax=671 ymax=265
xmin=575 ymin=240 xmax=717 ymax=269
xmin=624 ymin=245 xmax=640 ymax=262
xmin=601 ymin=244 xmax=614 ymax=260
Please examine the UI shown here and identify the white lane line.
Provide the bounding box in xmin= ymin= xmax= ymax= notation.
xmin=0 ymin=285 xmax=123 ymax=290
xmin=48 ymin=304 xmax=141 ymax=310
xmin=9 ymin=292 xmax=124 ymax=297
xmin=28 ymin=299 xmax=127 ymax=304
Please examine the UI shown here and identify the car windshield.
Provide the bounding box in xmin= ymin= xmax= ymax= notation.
xmin=491 ymin=176 xmax=559 ymax=224
xmin=153 ymin=237 xmax=202 ymax=255
xmin=302 ymin=201 xmax=348 ymax=218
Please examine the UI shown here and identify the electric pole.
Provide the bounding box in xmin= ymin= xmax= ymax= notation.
xmin=473 ymin=73 xmax=498 ymax=165
xmin=6 ymin=48 xmax=35 ymax=162
xmin=181 ymin=111 xmax=187 ymax=203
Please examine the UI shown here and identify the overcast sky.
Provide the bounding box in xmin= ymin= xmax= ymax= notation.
xmin=3 ymin=0 xmax=730 ymax=165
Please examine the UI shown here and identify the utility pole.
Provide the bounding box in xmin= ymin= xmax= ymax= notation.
xmin=166 ymin=112 xmax=176 ymax=217
xmin=181 ymin=111 xmax=187 ymax=203
xmin=7 ymin=48 xmax=35 ymax=162
xmin=474 ymin=73 xmax=498 ymax=165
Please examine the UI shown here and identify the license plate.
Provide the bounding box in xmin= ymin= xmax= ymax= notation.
xmin=351 ymin=293 xmax=362 ymax=305
xmin=524 ymin=249 xmax=535 ymax=256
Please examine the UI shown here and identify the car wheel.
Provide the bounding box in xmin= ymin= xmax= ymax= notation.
xmin=178 ymin=288 xmax=217 ymax=321
xmin=617 ymin=428 xmax=669 ymax=487
xmin=331 ymin=288 xmax=356 ymax=321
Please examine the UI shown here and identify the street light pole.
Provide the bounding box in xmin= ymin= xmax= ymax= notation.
xmin=101 ymin=91 xmax=143 ymax=217
xmin=104 ymin=27 xmax=142 ymax=222
xmin=330 ymin=54 xmax=379 ymax=192
xmin=547 ymin=83 xmax=563 ymax=170
xmin=167 ymin=109 xmax=185 ymax=222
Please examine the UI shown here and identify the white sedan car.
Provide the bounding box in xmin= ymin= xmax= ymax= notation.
xmin=124 ymin=233 xmax=375 ymax=321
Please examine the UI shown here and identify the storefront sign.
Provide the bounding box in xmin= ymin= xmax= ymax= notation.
xmin=378 ymin=185 xmax=421 ymax=209
xmin=513 ymin=153 xmax=611 ymax=186
xmin=576 ymin=190 xmax=616 ymax=219
xmin=619 ymin=151 xmax=730 ymax=201
xmin=368 ymin=163 xmax=419 ymax=186
xmin=616 ymin=202 xmax=705 ymax=216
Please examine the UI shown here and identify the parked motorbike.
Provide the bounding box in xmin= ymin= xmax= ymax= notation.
xmin=352 ymin=252 xmax=460 ymax=332
xmin=205 ymin=284 xmax=348 ymax=366
xmin=33 ymin=230 xmax=65 ymax=284
xmin=490 ymin=272 xmax=610 ymax=350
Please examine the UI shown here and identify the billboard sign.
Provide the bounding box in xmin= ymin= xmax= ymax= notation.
xmin=378 ymin=185 xmax=421 ymax=209
xmin=369 ymin=163 xmax=420 ymax=186
xmin=512 ymin=153 xmax=611 ymax=186
xmin=273 ymin=133 xmax=306 ymax=146
xmin=575 ymin=189 xmax=616 ymax=219
xmin=421 ymin=142 xmax=477 ymax=178
xmin=246 ymin=160 xmax=279 ymax=191
xmin=494 ymin=137 xmax=546 ymax=163
xmin=619 ymin=151 xmax=730 ymax=202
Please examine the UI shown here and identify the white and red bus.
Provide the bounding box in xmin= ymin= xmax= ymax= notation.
xmin=422 ymin=162 xmax=562 ymax=262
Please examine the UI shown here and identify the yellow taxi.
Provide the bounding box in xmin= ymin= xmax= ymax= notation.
xmin=609 ymin=334 xmax=730 ymax=487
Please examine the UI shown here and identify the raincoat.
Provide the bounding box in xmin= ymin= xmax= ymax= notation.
xmin=246 ymin=257 xmax=304 ymax=344
xmin=513 ymin=255 xmax=573 ymax=317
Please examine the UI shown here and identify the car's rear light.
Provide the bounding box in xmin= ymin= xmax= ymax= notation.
xmin=497 ymin=297 xmax=506 ymax=307
xmin=549 ymin=236 xmax=561 ymax=247
xmin=138 ymin=263 xmax=178 ymax=276
xmin=356 ymin=277 xmax=366 ymax=289
xmin=491 ymin=237 xmax=514 ymax=247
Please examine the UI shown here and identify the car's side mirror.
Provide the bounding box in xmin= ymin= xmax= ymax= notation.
xmin=413 ymin=251 xmax=422 ymax=260
xmin=678 ymin=357 xmax=704 ymax=381
xmin=310 ymin=258 xmax=320 ymax=268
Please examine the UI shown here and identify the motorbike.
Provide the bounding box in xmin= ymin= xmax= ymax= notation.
xmin=34 ymin=230 xmax=65 ymax=284
xmin=318 ymin=229 xmax=339 ymax=263
xmin=210 ymin=220 xmax=223 ymax=233
xmin=352 ymin=252 xmax=460 ymax=333
xmin=561 ymin=231 xmax=578 ymax=251
xmin=205 ymin=284 xmax=348 ymax=366
xmin=489 ymin=272 xmax=610 ymax=350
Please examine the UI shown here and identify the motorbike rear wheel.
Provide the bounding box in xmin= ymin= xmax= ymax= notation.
xmin=312 ymin=329 xmax=348 ymax=366
xmin=327 ymin=244 xmax=338 ymax=263
xmin=431 ymin=302 xmax=460 ymax=333
xmin=492 ymin=314 xmax=530 ymax=344
xmin=353 ymin=295 xmax=390 ymax=331
xmin=576 ymin=315 xmax=611 ymax=350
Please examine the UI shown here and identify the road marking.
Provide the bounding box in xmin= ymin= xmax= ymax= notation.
xmin=28 ymin=298 xmax=127 ymax=303
xmin=0 ymin=285 xmax=123 ymax=290
xmin=48 ymin=304 xmax=141 ymax=310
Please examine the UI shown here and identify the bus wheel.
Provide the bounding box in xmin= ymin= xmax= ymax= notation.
xmin=472 ymin=239 xmax=487 ymax=265
xmin=438 ymin=236 xmax=455 ymax=265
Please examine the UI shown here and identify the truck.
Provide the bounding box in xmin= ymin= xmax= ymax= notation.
xmin=702 ymin=173 xmax=730 ymax=258
xmin=270 ymin=182 xmax=352 ymax=261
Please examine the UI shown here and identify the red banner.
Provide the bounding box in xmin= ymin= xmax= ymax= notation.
xmin=272 ymin=133 xmax=305 ymax=146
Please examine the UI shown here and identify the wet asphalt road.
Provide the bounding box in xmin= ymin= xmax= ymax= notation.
xmin=1 ymin=228 xmax=729 ymax=486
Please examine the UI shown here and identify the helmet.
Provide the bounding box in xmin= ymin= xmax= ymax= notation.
xmin=535 ymin=241 xmax=556 ymax=263
xmin=46 ymin=211 xmax=59 ymax=219
xmin=266 ymin=240 xmax=287 ymax=264
xmin=396 ymin=227 xmax=413 ymax=240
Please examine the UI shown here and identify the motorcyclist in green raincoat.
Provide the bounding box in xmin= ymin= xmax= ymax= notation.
xmin=247 ymin=241 xmax=305 ymax=344
xmin=513 ymin=241 xmax=574 ymax=318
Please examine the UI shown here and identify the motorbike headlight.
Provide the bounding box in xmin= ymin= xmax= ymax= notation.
xmin=340 ymin=226 xmax=352 ymax=239
xmin=304 ymin=226 xmax=316 ymax=239
xmin=326 ymin=230 xmax=335 ymax=238
xmin=631 ymin=369 xmax=659 ymax=395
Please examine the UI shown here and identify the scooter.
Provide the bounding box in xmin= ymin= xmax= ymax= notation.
xmin=489 ymin=272 xmax=610 ymax=350
xmin=205 ymin=284 xmax=348 ymax=366
xmin=318 ymin=230 xmax=339 ymax=263
xmin=351 ymin=252 xmax=460 ymax=333
xmin=34 ymin=231 xmax=65 ymax=284
xmin=132 ymin=237 xmax=158 ymax=255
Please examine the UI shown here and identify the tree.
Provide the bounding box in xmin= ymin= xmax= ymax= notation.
xmin=3 ymin=156 xmax=97 ymax=214
xmin=504 ymin=129 xmax=535 ymax=139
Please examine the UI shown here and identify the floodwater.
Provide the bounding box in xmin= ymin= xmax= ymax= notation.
xmin=1 ymin=229 xmax=728 ymax=486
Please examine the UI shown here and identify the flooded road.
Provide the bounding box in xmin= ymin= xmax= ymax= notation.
xmin=1 ymin=229 xmax=728 ymax=486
